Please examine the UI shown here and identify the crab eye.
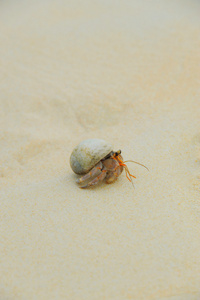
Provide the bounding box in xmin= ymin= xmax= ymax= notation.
xmin=116 ymin=150 xmax=121 ymax=156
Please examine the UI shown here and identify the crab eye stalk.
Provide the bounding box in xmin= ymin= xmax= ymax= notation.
xmin=115 ymin=150 xmax=121 ymax=156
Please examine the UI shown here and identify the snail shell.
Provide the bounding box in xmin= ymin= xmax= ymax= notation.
xmin=70 ymin=139 xmax=113 ymax=175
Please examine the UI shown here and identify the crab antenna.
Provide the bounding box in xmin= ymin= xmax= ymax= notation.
xmin=124 ymin=165 xmax=135 ymax=188
xmin=123 ymin=160 xmax=149 ymax=171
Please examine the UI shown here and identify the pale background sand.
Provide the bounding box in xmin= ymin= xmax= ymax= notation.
xmin=1 ymin=0 xmax=200 ymax=299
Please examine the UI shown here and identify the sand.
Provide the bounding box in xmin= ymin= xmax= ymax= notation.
xmin=1 ymin=0 xmax=200 ymax=299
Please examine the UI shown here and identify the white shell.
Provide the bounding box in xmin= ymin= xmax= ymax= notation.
xmin=70 ymin=139 xmax=113 ymax=175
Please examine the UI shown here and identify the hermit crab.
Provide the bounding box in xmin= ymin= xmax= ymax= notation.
xmin=70 ymin=139 xmax=148 ymax=188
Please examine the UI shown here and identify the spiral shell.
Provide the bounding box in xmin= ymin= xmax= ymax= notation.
xmin=70 ymin=139 xmax=113 ymax=175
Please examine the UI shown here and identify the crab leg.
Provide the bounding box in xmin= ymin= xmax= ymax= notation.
xmin=76 ymin=162 xmax=102 ymax=184
xmin=80 ymin=170 xmax=107 ymax=188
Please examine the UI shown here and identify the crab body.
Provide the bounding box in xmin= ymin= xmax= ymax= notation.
xmin=70 ymin=139 xmax=135 ymax=188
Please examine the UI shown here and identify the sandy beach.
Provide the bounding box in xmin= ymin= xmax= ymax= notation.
xmin=1 ymin=0 xmax=200 ymax=299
